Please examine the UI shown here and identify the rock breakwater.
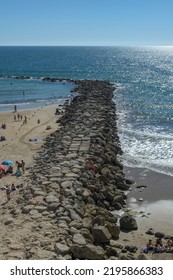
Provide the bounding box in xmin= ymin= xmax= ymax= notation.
xmin=0 ymin=80 xmax=137 ymax=260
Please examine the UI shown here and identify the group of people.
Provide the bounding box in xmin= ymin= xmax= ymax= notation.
xmin=85 ymin=159 xmax=97 ymax=172
xmin=0 ymin=166 xmax=13 ymax=178
xmin=13 ymin=112 xmax=28 ymax=126
xmin=0 ymin=160 xmax=26 ymax=202
xmin=14 ymin=113 xmax=23 ymax=122
xmin=0 ymin=160 xmax=25 ymax=179
xmin=16 ymin=160 xmax=25 ymax=174
xmin=142 ymin=238 xmax=173 ymax=254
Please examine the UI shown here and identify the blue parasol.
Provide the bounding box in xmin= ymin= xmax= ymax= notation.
xmin=2 ymin=160 xmax=14 ymax=166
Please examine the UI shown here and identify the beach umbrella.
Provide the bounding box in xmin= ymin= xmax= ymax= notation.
xmin=0 ymin=165 xmax=5 ymax=171
xmin=1 ymin=160 xmax=14 ymax=166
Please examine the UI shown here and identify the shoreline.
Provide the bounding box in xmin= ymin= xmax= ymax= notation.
xmin=0 ymin=80 xmax=172 ymax=260
xmin=124 ymin=166 xmax=173 ymax=235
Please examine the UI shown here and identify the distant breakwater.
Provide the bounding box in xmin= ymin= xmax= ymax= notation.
xmin=0 ymin=75 xmax=76 ymax=83
xmin=0 ymin=80 xmax=139 ymax=260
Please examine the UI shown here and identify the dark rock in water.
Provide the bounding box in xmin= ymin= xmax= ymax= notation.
xmin=136 ymin=185 xmax=147 ymax=189
xmin=117 ymin=182 xmax=130 ymax=190
xmin=120 ymin=214 xmax=138 ymax=231
xmin=125 ymin=179 xmax=134 ymax=185
xmin=112 ymin=202 xmax=123 ymax=210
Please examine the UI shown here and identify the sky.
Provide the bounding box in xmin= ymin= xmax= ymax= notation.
xmin=0 ymin=0 xmax=173 ymax=46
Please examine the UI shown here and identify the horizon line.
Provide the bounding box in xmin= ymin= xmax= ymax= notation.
xmin=0 ymin=45 xmax=173 ymax=48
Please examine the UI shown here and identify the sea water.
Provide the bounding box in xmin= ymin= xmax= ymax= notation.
xmin=0 ymin=77 xmax=74 ymax=111
xmin=0 ymin=46 xmax=173 ymax=176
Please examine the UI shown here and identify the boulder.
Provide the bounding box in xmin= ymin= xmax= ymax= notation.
xmin=70 ymin=244 xmax=105 ymax=260
xmin=72 ymin=233 xmax=86 ymax=245
xmin=119 ymin=214 xmax=138 ymax=231
xmin=55 ymin=243 xmax=70 ymax=256
xmin=155 ymin=232 xmax=165 ymax=238
xmin=105 ymin=222 xmax=120 ymax=239
xmin=92 ymin=225 xmax=111 ymax=243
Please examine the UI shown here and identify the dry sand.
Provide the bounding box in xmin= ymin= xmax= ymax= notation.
xmin=0 ymin=104 xmax=61 ymax=203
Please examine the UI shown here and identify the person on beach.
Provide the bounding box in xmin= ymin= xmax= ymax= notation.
xmin=14 ymin=115 xmax=16 ymax=122
xmin=165 ymin=239 xmax=173 ymax=252
xmin=146 ymin=239 xmax=154 ymax=251
xmin=23 ymin=116 xmax=27 ymax=125
xmin=1 ymin=123 xmax=6 ymax=129
xmin=17 ymin=113 xmax=20 ymax=121
xmin=37 ymin=119 xmax=40 ymax=124
xmin=11 ymin=183 xmax=16 ymax=192
xmin=6 ymin=165 xmax=13 ymax=174
xmin=142 ymin=239 xmax=154 ymax=254
xmin=6 ymin=185 xmax=11 ymax=201
xmin=14 ymin=105 xmax=17 ymax=112
xmin=21 ymin=160 xmax=25 ymax=173
xmin=16 ymin=161 xmax=21 ymax=171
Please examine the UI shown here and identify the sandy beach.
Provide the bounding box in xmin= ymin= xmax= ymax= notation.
xmin=0 ymin=105 xmax=172 ymax=256
xmin=0 ymin=104 xmax=61 ymax=203
xmin=0 ymin=80 xmax=172 ymax=258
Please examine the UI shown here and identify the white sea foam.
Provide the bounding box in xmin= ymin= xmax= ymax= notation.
xmin=117 ymin=124 xmax=173 ymax=176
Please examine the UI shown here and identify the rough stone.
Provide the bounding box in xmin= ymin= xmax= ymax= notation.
xmin=119 ymin=214 xmax=138 ymax=231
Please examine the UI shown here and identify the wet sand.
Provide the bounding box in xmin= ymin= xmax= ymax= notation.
xmin=124 ymin=166 xmax=173 ymax=235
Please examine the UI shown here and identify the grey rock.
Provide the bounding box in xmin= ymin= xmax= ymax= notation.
xmin=120 ymin=214 xmax=138 ymax=231
xmin=70 ymin=244 xmax=105 ymax=260
xmin=105 ymin=222 xmax=120 ymax=239
xmin=92 ymin=225 xmax=111 ymax=243
xmin=55 ymin=243 xmax=70 ymax=255
xmin=72 ymin=233 xmax=86 ymax=245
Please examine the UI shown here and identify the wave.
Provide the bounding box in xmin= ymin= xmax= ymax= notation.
xmin=118 ymin=124 xmax=173 ymax=176
xmin=118 ymin=125 xmax=173 ymax=140
xmin=0 ymin=95 xmax=67 ymax=105
xmin=122 ymin=156 xmax=173 ymax=177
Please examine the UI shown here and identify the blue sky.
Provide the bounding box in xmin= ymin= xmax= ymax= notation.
xmin=0 ymin=0 xmax=173 ymax=46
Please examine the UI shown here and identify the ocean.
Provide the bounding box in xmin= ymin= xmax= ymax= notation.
xmin=0 ymin=46 xmax=173 ymax=176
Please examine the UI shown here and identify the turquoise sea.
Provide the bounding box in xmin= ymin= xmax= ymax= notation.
xmin=0 ymin=46 xmax=173 ymax=176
